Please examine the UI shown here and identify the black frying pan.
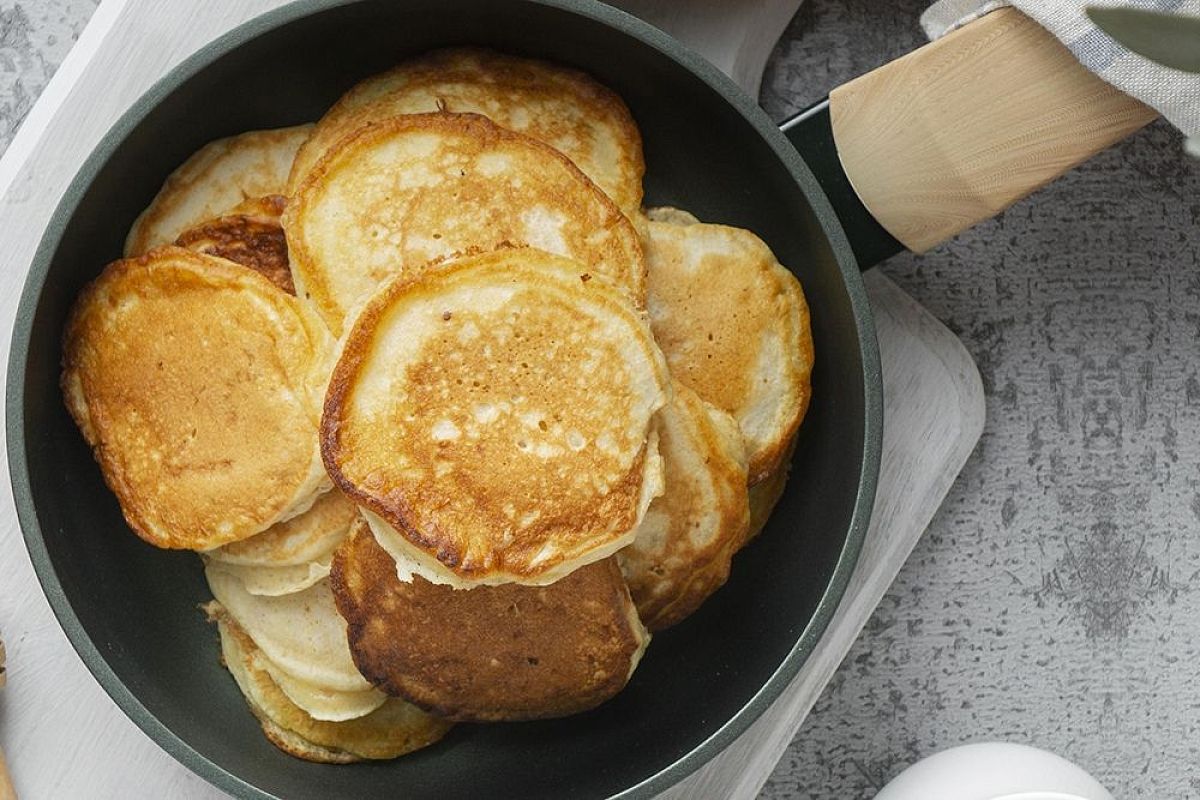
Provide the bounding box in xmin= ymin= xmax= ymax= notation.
xmin=6 ymin=1 xmax=1150 ymax=798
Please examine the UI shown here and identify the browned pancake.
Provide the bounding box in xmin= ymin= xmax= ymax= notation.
xmin=320 ymin=248 xmax=667 ymax=587
xmin=61 ymin=247 xmax=330 ymax=550
xmin=330 ymin=521 xmax=648 ymax=722
xmin=175 ymin=195 xmax=293 ymax=294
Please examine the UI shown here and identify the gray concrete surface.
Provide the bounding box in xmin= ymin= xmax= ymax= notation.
xmin=762 ymin=1 xmax=1200 ymax=797
xmin=2 ymin=1 xmax=1198 ymax=797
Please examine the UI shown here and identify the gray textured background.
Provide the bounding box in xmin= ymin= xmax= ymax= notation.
xmin=2 ymin=1 xmax=1199 ymax=797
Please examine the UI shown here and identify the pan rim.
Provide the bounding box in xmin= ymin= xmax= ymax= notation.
xmin=4 ymin=1 xmax=882 ymax=797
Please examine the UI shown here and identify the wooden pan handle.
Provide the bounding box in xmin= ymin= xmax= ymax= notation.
xmin=828 ymin=7 xmax=1158 ymax=254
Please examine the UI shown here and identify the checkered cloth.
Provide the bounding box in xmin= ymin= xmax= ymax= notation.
xmin=922 ymin=0 xmax=1200 ymax=136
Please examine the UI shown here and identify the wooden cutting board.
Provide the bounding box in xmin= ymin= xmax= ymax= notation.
xmin=0 ymin=1 xmax=984 ymax=797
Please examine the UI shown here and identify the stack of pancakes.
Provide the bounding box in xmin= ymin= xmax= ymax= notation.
xmin=61 ymin=48 xmax=813 ymax=763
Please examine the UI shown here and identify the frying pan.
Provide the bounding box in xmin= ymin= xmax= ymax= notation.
xmin=5 ymin=1 xmax=1154 ymax=798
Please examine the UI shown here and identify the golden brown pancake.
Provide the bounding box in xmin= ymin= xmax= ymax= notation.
xmin=618 ymin=383 xmax=750 ymax=631
xmin=209 ymin=604 xmax=451 ymax=763
xmin=125 ymin=125 xmax=312 ymax=256
xmin=643 ymin=209 xmax=813 ymax=484
xmin=284 ymin=112 xmax=646 ymax=334
xmin=175 ymin=194 xmax=293 ymax=294
xmin=321 ymin=248 xmax=668 ymax=587
xmin=288 ymin=47 xmax=644 ymax=215
xmin=61 ymin=247 xmax=331 ymax=550
xmin=330 ymin=521 xmax=648 ymax=722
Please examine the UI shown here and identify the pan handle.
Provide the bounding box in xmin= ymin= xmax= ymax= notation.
xmin=782 ymin=6 xmax=1157 ymax=267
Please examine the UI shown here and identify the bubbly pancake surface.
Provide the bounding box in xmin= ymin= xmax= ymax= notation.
xmin=644 ymin=210 xmax=813 ymax=484
xmin=618 ymin=383 xmax=750 ymax=632
xmin=61 ymin=248 xmax=330 ymax=550
xmin=211 ymin=606 xmax=451 ymax=762
xmin=285 ymin=112 xmax=645 ymax=333
xmin=322 ymin=249 xmax=667 ymax=586
xmin=175 ymin=194 xmax=293 ymax=293
xmin=126 ymin=125 xmax=312 ymax=256
xmin=331 ymin=521 xmax=648 ymax=722
xmin=288 ymin=47 xmax=644 ymax=215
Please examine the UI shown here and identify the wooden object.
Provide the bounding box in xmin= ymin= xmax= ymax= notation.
xmin=0 ymin=635 xmax=13 ymax=800
xmin=0 ymin=750 xmax=13 ymax=800
xmin=0 ymin=1 xmax=984 ymax=797
xmin=829 ymin=6 xmax=1158 ymax=253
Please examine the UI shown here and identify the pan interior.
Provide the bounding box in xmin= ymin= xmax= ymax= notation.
xmin=11 ymin=1 xmax=874 ymax=797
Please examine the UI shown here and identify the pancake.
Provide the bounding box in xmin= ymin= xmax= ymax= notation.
xmin=61 ymin=247 xmax=331 ymax=550
xmin=321 ymin=248 xmax=668 ymax=587
xmin=645 ymin=206 xmax=700 ymax=226
xmin=207 ymin=490 xmax=358 ymax=567
xmin=746 ymin=435 xmax=797 ymax=545
xmin=209 ymin=605 xmax=451 ymax=763
xmin=617 ymin=383 xmax=750 ymax=632
xmin=204 ymin=491 xmax=356 ymax=594
xmin=330 ymin=520 xmax=648 ymax=722
xmin=284 ymin=112 xmax=646 ymax=334
xmin=205 ymin=555 xmax=334 ymax=598
xmin=643 ymin=209 xmax=813 ymax=484
xmin=175 ymin=194 xmax=293 ymax=293
xmin=287 ymin=47 xmax=644 ymax=215
xmin=125 ymin=125 xmax=312 ymax=256
xmin=205 ymin=569 xmax=373 ymax=698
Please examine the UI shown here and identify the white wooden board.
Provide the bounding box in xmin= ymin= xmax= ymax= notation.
xmin=0 ymin=2 xmax=985 ymax=798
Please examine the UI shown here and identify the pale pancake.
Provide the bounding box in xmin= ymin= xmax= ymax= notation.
xmin=204 ymin=554 xmax=334 ymax=598
xmin=645 ymin=206 xmax=700 ymax=226
xmin=618 ymin=383 xmax=750 ymax=631
xmin=321 ymin=248 xmax=668 ymax=587
xmin=210 ymin=605 xmax=451 ymax=762
xmin=61 ymin=248 xmax=330 ymax=550
xmin=204 ymin=569 xmax=372 ymax=696
xmin=288 ymin=47 xmax=644 ymax=215
xmin=202 ymin=491 xmax=355 ymax=596
xmin=207 ymin=490 xmax=357 ymax=567
xmin=175 ymin=194 xmax=293 ymax=294
xmin=125 ymin=126 xmax=312 ymax=256
xmin=331 ymin=520 xmax=648 ymax=722
xmin=284 ymin=112 xmax=645 ymax=334
xmin=643 ymin=209 xmax=813 ymax=484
